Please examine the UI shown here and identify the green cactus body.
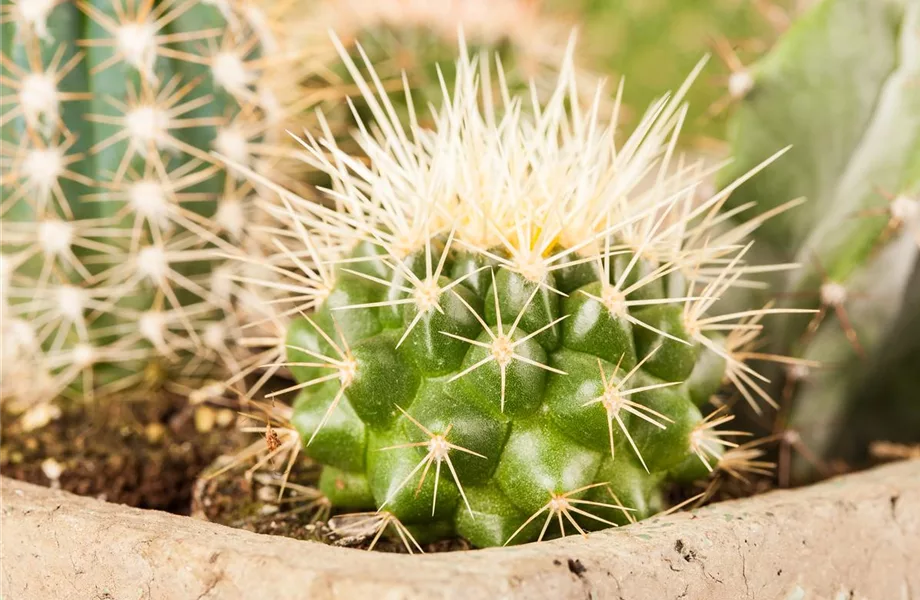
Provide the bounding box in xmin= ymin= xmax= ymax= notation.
xmin=286 ymin=252 xmax=712 ymax=546
xmin=0 ymin=0 xmax=296 ymax=406
xmin=244 ymin=38 xmax=798 ymax=549
xmin=719 ymin=0 xmax=920 ymax=474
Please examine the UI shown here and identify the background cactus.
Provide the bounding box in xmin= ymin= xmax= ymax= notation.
xmin=302 ymin=0 xmax=801 ymax=143
xmin=0 ymin=0 xmax=304 ymax=414
xmin=543 ymin=0 xmax=801 ymax=139
xmin=231 ymin=39 xmax=803 ymax=549
xmin=290 ymin=0 xmax=577 ymax=135
xmin=718 ymin=0 xmax=920 ymax=476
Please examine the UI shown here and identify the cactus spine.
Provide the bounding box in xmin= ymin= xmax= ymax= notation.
xmin=232 ymin=37 xmax=802 ymax=549
xmin=0 ymin=0 xmax=301 ymax=412
xmin=295 ymin=0 xmax=573 ymax=129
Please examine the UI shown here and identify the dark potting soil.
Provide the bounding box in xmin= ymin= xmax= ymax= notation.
xmin=0 ymin=393 xmax=469 ymax=552
xmin=0 ymin=393 xmax=240 ymax=514
xmin=191 ymin=459 xmax=472 ymax=553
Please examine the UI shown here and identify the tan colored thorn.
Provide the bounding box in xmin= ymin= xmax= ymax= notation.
xmin=505 ymin=482 xmax=634 ymax=546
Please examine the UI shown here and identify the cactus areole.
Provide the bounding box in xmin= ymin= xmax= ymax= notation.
xmin=231 ymin=35 xmax=805 ymax=550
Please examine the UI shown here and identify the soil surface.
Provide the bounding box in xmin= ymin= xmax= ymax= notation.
xmin=192 ymin=460 xmax=326 ymax=541
xmin=192 ymin=460 xmax=472 ymax=553
xmin=0 ymin=394 xmax=240 ymax=514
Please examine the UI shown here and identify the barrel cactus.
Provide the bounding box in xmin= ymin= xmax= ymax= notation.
xmin=719 ymin=0 xmax=920 ymax=477
xmin=0 ymin=0 xmax=301 ymax=412
xmin=227 ymin=36 xmax=803 ymax=549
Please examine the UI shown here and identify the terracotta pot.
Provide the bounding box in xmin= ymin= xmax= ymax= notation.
xmin=2 ymin=459 xmax=918 ymax=600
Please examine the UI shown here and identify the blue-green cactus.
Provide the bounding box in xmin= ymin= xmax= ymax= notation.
xmin=0 ymin=0 xmax=302 ymax=409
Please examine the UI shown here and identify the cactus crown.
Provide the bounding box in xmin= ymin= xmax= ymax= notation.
xmin=229 ymin=36 xmax=807 ymax=549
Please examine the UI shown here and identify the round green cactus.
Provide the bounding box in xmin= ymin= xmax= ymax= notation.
xmin=234 ymin=36 xmax=800 ymax=549
xmin=287 ymin=259 xmax=702 ymax=545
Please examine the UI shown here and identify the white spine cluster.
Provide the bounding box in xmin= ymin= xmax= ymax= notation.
xmin=15 ymin=0 xmax=58 ymax=40
xmin=115 ymin=21 xmax=159 ymax=80
xmin=20 ymin=72 xmax=59 ymax=132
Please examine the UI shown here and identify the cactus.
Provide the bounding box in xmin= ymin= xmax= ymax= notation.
xmin=0 ymin=0 xmax=302 ymax=413
xmin=229 ymin=37 xmax=802 ymax=549
xmin=718 ymin=0 xmax=920 ymax=474
xmin=295 ymin=0 xmax=575 ymax=130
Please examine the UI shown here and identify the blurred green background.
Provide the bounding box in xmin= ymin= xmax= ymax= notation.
xmin=546 ymin=0 xmax=797 ymax=139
